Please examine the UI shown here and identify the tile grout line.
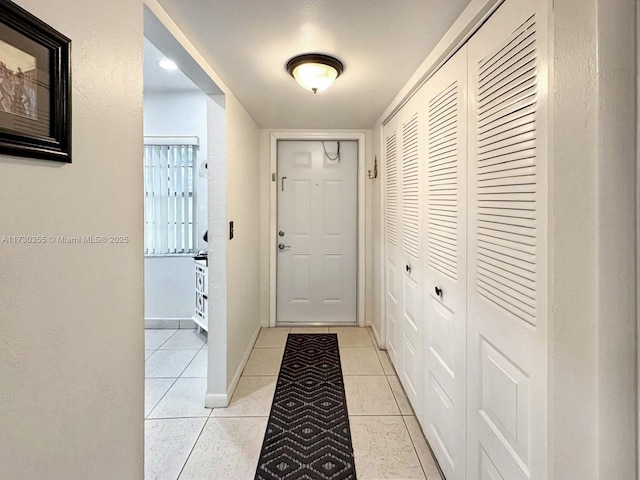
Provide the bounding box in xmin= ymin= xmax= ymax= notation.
xmin=156 ymin=329 xmax=180 ymax=349
xmin=157 ymin=348 xmax=204 ymax=351
xmin=145 ymin=376 xmax=180 ymax=419
xmin=372 ymin=344 xmax=385 ymax=372
xmin=175 ymin=415 xmax=210 ymax=480
xmin=154 ymin=328 xmax=207 ymax=351
xmin=171 ymin=349 xmax=201 ymax=379
xmin=342 ymin=374 xmax=403 ymax=417
xmin=144 ymin=330 xmax=176 ymax=357
xmin=145 ymin=347 xmax=199 ymax=380
xmin=384 ymin=372 xmax=409 ymax=418
xmin=405 ymin=414 xmax=446 ymax=480
xmin=401 ymin=415 xmax=430 ymax=480
xmin=146 ymin=414 xmax=213 ymax=421
xmin=179 ymin=348 xmax=206 ymax=378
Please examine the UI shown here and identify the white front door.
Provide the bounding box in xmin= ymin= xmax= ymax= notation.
xmin=276 ymin=140 xmax=358 ymax=325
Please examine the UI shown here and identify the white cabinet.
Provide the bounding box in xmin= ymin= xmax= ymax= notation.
xmin=193 ymin=258 xmax=208 ymax=332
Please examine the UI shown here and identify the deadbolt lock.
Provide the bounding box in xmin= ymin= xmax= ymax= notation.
xmin=279 ymin=230 xmax=285 ymax=237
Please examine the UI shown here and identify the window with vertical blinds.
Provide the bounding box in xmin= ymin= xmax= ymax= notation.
xmin=144 ymin=138 xmax=198 ymax=255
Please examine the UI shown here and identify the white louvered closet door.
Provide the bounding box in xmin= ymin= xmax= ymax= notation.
xmin=384 ymin=115 xmax=402 ymax=370
xmin=466 ymin=0 xmax=548 ymax=479
xmin=398 ymin=97 xmax=422 ymax=410
xmin=421 ymin=45 xmax=468 ymax=480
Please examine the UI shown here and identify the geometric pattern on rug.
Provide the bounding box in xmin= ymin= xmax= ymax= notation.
xmin=254 ymin=334 xmax=357 ymax=480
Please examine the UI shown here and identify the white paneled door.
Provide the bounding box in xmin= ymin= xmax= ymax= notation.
xmin=276 ymin=140 xmax=358 ymax=325
xmin=467 ymin=1 xmax=548 ymax=479
xmin=384 ymin=94 xmax=425 ymax=419
xmin=384 ymin=116 xmax=402 ymax=371
xmin=398 ymin=104 xmax=423 ymax=411
xmin=421 ymin=45 xmax=468 ymax=480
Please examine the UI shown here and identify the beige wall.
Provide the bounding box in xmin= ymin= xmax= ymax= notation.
xmin=224 ymin=94 xmax=262 ymax=388
xmin=551 ymin=0 xmax=637 ymax=479
xmin=259 ymin=130 xmax=272 ymax=327
xmin=369 ymin=124 xmax=384 ymax=344
xmin=0 ymin=0 xmax=144 ymax=478
xmin=549 ymin=0 xmax=599 ymax=477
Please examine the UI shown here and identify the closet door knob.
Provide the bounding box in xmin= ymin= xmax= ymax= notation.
xmin=435 ymin=286 xmax=443 ymax=297
xmin=406 ymin=264 xmax=411 ymax=273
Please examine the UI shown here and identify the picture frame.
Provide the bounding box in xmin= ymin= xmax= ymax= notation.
xmin=0 ymin=0 xmax=71 ymax=162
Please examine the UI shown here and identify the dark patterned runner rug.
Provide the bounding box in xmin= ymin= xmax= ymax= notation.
xmin=254 ymin=334 xmax=357 ymax=480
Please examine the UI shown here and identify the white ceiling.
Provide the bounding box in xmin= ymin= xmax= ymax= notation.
xmin=154 ymin=0 xmax=472 ymax=129
xmin=143 ymin=37 xmax=200 ymax=92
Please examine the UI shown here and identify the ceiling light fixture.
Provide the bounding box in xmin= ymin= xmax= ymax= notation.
xmin=286 ymin=53 xmax=344 ymax=94
xmin=158 ymin=58 xmax=178 ymax=71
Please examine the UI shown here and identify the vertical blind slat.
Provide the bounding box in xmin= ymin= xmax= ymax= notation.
xmin=159 ymin=146 xmax=169 ymax=254
xmin=189 ymin=148 xmax=195 ymax=250
xmin=153 ymin=146 xmax=163 ymax=254
xmin=169 ymin=146 xmax=177 ymax=253
xmin=175 ymin=145 xmax=184 ymax=253
xmin=182 ymin=145 xmax=189 ymax=252
xmin=144 ymin=149 xmax=150 ymax=254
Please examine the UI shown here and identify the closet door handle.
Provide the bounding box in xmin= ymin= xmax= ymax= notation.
xmin=434 ymin=286 xmax=443 ymax=297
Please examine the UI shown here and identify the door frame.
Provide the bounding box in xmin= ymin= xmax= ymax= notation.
xmin=269 ymin=131 xmax=366 ymax=327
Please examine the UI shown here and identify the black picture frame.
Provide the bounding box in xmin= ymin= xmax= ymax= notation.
xmin=0 ymin=0 xmax=71 ymax=162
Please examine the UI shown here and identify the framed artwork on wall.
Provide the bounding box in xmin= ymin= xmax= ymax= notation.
xmin=0 ymin=0 xmax=71 ymax=162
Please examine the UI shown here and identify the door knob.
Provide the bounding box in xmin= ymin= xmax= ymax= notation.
xmin=405 ymin=264 xmax=411 ymax=273
xmin=435 ymin=286 xmax=443 ymax=297
xmin=278 ymin=243 xmax=291 ymax=251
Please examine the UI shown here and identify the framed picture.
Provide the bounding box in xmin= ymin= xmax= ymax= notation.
xmin=0 ymin=0 xmax=71 ymax=162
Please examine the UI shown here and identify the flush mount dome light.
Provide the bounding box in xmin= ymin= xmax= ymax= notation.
xmin=286 ymin=53 xmax=344 ymax=94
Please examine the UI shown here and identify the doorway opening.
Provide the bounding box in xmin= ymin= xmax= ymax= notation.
xmin=142 ymin=7 xmax=228 ymax=478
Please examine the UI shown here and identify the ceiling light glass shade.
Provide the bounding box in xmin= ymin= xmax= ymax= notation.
xmin=286 ymin=54 xmax=344 ymax=94
xmin=158 ymin=58 xmax=178 ymax=70
xmin=291 ymin=62 xmax=338 ymax=93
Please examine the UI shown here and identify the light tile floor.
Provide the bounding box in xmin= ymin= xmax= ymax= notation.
xmin=145 ymin=326 xmax=443 ymax=480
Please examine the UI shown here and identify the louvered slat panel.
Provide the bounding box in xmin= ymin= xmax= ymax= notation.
xmin=476 ymin=14 xmax=538 ymax=326
xmin=385 ymin=132 xmax=398 ymax=246
xmin=427 ymin=82 xmax=459 ymax=280
xmin=402 ymin=114 xmax=419 ymax=259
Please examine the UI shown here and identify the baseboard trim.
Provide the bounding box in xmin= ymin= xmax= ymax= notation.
xmin=145 ymin=318 xmax=195 ymax=329
xmin=205 ymin=393 xmax=228 ymax=408
xmin=205 ymin=323 xmax=262 ymax=408
xmin=226 ymin=323 xmax=262 ymax=403
xmin=370 ymin=323 xmax=383 ymax=349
